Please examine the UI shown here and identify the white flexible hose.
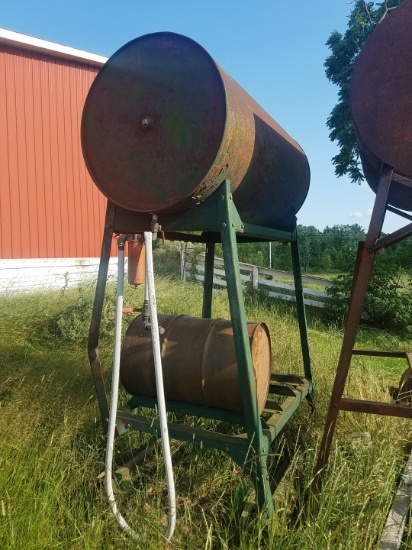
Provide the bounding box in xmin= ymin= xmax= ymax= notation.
xmin=105 ymin=237 xmax=139 ymax=539
xmin=104 ymin=233 xmax=176 ymax=542
xmin=144 ymin=231 xmax=176 ymax=541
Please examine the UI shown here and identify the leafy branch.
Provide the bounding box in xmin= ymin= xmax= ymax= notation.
xmin=325 ymin=0 xmax=403 ymax=184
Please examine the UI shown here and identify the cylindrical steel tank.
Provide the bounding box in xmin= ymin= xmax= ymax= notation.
xmin=120 ymin=314 xmax=271 ymax=414
xmin=350 ymin=0 xmax=412 ymax=210
xmin=81 ymin=32 xmax=310 ymax=230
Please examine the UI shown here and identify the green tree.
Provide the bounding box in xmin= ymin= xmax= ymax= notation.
xmin=322 ymin=224 xmax=364 ymax=251
xmin=395 ymin=238 xmax=412 ymax=270
xmin=324 ymin=255 xmax=412 ymax=335
xmin=325 ymin=0 xmax=403 ymax=183
xmin=271 ymin=242 xmax=292 ymax=271
xmin=297 ymin=225 xmax=322 ymax=271
xmin=236 ymin=242 xmax=267 ymax=266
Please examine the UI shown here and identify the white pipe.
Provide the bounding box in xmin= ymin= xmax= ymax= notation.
xmin=104 ymin=237 xmax=139 ymax=539
xmin=144 ymin=231 xmax=176 ymax=541
xmin=104 ymin=234 xmax=176 ymax=542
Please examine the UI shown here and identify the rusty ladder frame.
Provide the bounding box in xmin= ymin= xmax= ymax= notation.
xmin=88 ymin=179 xmax=314 ymax=516
xmin=313 ymin=164 xmax=412 ymax=493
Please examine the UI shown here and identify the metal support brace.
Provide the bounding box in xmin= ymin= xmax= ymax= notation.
xmin=88 ymin=202 xmax=116 ymax=433
xmin=202 ymin=242 xmax=215 ymax=319
xmin=291 ymin=237 xmax=313 ymax=391
xmin=312 ymin=164 xmax=412 ymax=494
xmin=217 ymin=180 xmax=273 ymax=514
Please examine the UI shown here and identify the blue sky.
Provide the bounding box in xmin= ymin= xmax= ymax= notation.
xmin=1 ymin=1 xmax=402 ymax=233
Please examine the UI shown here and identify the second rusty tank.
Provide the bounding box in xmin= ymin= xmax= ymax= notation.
xmin=81 ymin=32 xmax=310 ymax=230
xmin=350 ymin=0 xmax=412 ymax=210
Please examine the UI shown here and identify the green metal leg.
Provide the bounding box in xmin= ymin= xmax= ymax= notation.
xmin=217 ymin=180 xmax=274 ymax=515
xmin=88 ymin=201 xmax=116 ymax=434
xmin=291 ymin=236 xmax=313 ymax=395
xmin=202 ymin=242 xmax=215 ymax=318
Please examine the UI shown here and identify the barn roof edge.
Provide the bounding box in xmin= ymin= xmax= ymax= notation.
xmin=0 ymin=27 xmax=108 ymax=66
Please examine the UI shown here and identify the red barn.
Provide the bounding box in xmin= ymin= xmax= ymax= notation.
xmin=0 ymin=28 xmax=115 ymax=291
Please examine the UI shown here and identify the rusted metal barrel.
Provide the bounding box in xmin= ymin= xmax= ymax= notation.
xmin=350 ymin=0 xmax=412 ymax=209
xmin=120 ymin=314 xmax=271 ymax=414
xmin=81 ymin=32 xmax=310 ymax=230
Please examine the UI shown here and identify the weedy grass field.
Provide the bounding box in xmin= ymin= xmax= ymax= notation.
xmin=1 ymin=278 xmax=411 ymax=549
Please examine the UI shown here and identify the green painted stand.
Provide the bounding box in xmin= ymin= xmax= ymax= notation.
xmin=88 ymin=179 xmax=314 ymax=516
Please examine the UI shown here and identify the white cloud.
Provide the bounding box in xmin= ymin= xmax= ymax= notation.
xmin=350 ymin=209 xmax=372 ymax=219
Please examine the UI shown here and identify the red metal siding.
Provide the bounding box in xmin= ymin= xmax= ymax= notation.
xmin=0 ymin=44 xmax=111 ymax=259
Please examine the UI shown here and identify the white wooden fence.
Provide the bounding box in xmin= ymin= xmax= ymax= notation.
xmin=1 ymin=252 xmax=333 ymax=307
xmin=181 ymin=252 xmax=332 ymax=309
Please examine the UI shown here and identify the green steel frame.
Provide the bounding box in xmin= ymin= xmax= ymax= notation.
xmin=88 ymin=179 xmax=314 ymax=515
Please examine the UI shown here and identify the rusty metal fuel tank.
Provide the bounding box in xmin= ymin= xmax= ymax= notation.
xmin=350 ymin=0 xmax=412 ymax=210
xmin=120 ymin=314 xmax=271 ymax=414
xmin=81 ymin=32 xmax=310 ymax=230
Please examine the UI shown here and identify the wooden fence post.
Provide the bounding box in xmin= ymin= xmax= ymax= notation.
xmin=180 ymin=244 xmax=187 ymax=282
xmin=252 ymin=265 xmax=259 ymax=289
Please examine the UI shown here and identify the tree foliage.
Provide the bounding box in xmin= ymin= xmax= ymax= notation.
xmin=325 ymin=256 xmax=412 ymax=335
xmin=297 ymin=223 xmax=365 ymax=272
xmin=325 ymin=0 xmax=403 ymax=183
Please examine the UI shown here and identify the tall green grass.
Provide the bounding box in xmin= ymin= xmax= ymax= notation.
xmin=0 ymin=279 xmax=411 ymax=549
